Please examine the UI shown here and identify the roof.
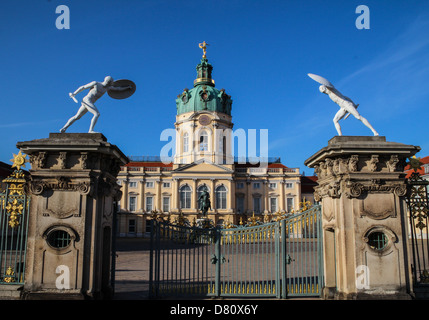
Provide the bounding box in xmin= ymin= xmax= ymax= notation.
xmin=300 ymin=175 xmax=318 ymax=193
xmin=124 ymin=156 xmax=286 ymax=168
xmin=125 ymin=161 xmax=172 ymax=168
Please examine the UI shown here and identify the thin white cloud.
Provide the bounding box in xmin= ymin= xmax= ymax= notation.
xmin=0 ymin=119 xmax=61 ymax=129
xmin=339 ymin=15 xmax=429 ymax=87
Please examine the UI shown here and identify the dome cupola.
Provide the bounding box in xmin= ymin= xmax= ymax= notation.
xmin=175 ymin=42 xmax=233 ymax=116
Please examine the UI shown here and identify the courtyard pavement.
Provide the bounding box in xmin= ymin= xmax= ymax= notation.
xmin=113 ymin=237 xmax=152 ymax=300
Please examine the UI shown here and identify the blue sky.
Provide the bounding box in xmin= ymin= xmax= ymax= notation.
xmin=1 ymin=0 xmax=429 ymax=174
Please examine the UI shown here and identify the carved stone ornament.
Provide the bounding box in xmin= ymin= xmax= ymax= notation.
xmin=348 ymin=155 xmax=359 ymax=172
xmin=181 ymin=88 xmax=190 ymax=104
xmin=29 ymin=181 xmax=46 ymax=195
xmin=314 ymin=180 xmax=341 ymax=199
xmin=313 ymin=189 xmax=322 ymax=202
xmin=81 ymin=152 xmax=88 ymax=169
xmin=394 ymin=184 xmax=407 ymax=197
xmin=345 ymin=179 xmax=408 ymax=198
xmin=369 ymin=155 xmax=379 ymax=172
xmin=29 ymin=177 xmax=93 ymax=196
xmin=29 ymin=151 xmax=47 ymax=170
xmin=386 ymin=155 xmax=399 ymax=172
xmin=59 ymin=152 xmax=67 ymax=169
xmin=346 ymin=181 xmax=364 ymax=198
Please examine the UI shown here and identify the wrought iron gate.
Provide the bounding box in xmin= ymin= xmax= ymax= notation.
xmin=406 ymin=160 xmax=429 ymax=286
xmin=0 ymin=161 xmax=30 ymax=285
xmin=149 ymin=205 xmax=323 ymax=298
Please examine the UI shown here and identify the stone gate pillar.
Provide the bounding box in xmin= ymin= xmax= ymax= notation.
xmin=17 ymin=133 xmax=128 ymax=299
xmin=305 ymin=136 xmax=419 ymax=299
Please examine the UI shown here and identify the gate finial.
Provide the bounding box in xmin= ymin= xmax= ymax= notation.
xmin=10 ymin=151 xmax=27 ymax=171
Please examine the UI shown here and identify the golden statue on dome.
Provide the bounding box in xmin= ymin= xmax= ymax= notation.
xmin=199 ymin=41 xmax=209 ymax=58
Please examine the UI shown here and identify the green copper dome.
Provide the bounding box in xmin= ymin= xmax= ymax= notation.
xmin=176 ymin=58 xmax=233 ymax=116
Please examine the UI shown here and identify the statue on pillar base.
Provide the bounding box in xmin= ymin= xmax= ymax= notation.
xmin=197 ymin=190 xmax=213 ymax=228
xmin=308 ymin=73 xmax=379 ymax=136
xmin=198 ymin=190 xmax=211 ymax=217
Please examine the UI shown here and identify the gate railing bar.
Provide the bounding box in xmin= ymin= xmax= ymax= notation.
xmin=149 ymin=219 xmax=154 ymax=297
xmin=281 ymin=219 xmax=286 ymax=298
xmin=214 ymin=227 xmax=220 ymax=296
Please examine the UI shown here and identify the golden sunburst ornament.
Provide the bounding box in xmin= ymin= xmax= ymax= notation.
xmin=409 ymin=156 xmax=423 ymax=172
xmin=10 ymin=151 xmax=27 ymax=171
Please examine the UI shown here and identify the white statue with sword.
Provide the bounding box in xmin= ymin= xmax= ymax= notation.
xmin=308 ymin=73 xmax=379 ymax=136
xmin=60 ymin=76 xmax=136 ymax=133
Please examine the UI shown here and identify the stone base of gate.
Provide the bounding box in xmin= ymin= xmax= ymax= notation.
xmin=0 ymin=284 xmax=23 ymax=300
xmin=305 ymin=136 xmax=419 ymax=300
xmin=17 ymin=133 xmax=128 ymax=300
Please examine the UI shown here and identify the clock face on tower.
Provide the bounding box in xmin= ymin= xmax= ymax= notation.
xmin=198 ymin=115 xmax=211 ymax=126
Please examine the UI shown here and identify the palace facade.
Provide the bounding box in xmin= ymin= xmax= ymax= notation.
xmin=116 ymin=48 xmax=314 ymax=237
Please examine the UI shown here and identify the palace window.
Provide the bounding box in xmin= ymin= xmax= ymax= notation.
xmin=163 ymin=182 xmax=171 ymax=188
xmin=286 ymin=198 xmax=294 ymax=212
xmin=253 ymin=197 xmax=261 ymax=214
xmin=183 ymin=132 xmax=189 ymax=153
xmin=128 ymin=219 xmax=136 ymax=233
xmin=146 ymin=182 xmax=154 ymax=188
xmin=146 ymin=196 xmax=153 ymax=212
xmin=253 ymin=182 xmax=260 ymax=189
xmin=236 ymin=182 xmax=244 ymax=189
xmin=129 ymin=181 xmax=137 ymax=188
xmin=285 ymin=183 xmax=293 ymax=189
xmin=236 ymin=196 xmax=245 ymax=213
xmin=162 ymin=197 xmax=170 ymax=212
xmin=269 ymin=183 xmax=277 ymax=189
xmin=216 ymin=185 xmax=227 ymax=209
xmin=199 ymin=130 xmax=208 ymax=151
xmin=129 ymin=196 xmax=137 ymax=212
xmin=180 ymin=185 xmax=192 ymax=209
xmin=270 ymin=197 xmax=277 ymax=213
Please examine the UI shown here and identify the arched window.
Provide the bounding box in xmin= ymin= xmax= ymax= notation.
xmin=183 ymin=132 xmax=189 ymax=153
xmin=199 ymin=130 xmax=208 ymax=151
xmin=180 ymin=185 xmax=191 ymax=209
xmin=216 ymin=185 xmax=227 ymax=209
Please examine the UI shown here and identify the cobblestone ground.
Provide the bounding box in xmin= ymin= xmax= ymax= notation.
xmin=113 ymin=237 xmax=151 ymax=300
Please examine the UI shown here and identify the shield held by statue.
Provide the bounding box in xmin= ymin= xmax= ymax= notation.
xmin=107 ymin=79 xmax=136 ymax=99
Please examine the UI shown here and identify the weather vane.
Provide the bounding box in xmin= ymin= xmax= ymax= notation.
xmin=199 ymin=41 xmax=209 ymax=59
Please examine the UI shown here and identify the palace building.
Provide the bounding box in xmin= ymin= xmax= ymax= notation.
xmin=116 ymin=45 xmax=309 ymax=237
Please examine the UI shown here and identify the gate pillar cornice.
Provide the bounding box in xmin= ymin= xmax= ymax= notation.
xmin=17 ymin=133 xmax=128 ymax=300
xmin=305 ymin=136 xmax=419 ymax=300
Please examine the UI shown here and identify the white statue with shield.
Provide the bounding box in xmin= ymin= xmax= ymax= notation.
xmin=60 ymin=76 xmax=136 ymax=133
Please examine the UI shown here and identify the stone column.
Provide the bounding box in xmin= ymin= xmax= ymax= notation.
xmin=122 ymin=180 xmax=128 ymax=211
xmin=263 ymin=180 xmax=269 ymax=213
xmin=210 ymin=178 xmax=216 ymax=213
xmin=155 ymin=180 xmax=161 ymax=212
xmin=279 ymin=180 xmax=285 ymax=212
xmin=139 ymin=179 xmax=145 ymax=211
xmin=305 ymin=136 xmax=419 ymax=300
xmin=192 ymin=178 xmax=198 ymax=213
xmin=172 ymin=178 xmax=179 ymax=211
xmin=17 ymin=133 xmax=128 ymax=300
xmin=246 ymin=180 xmax=252 ymax=214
